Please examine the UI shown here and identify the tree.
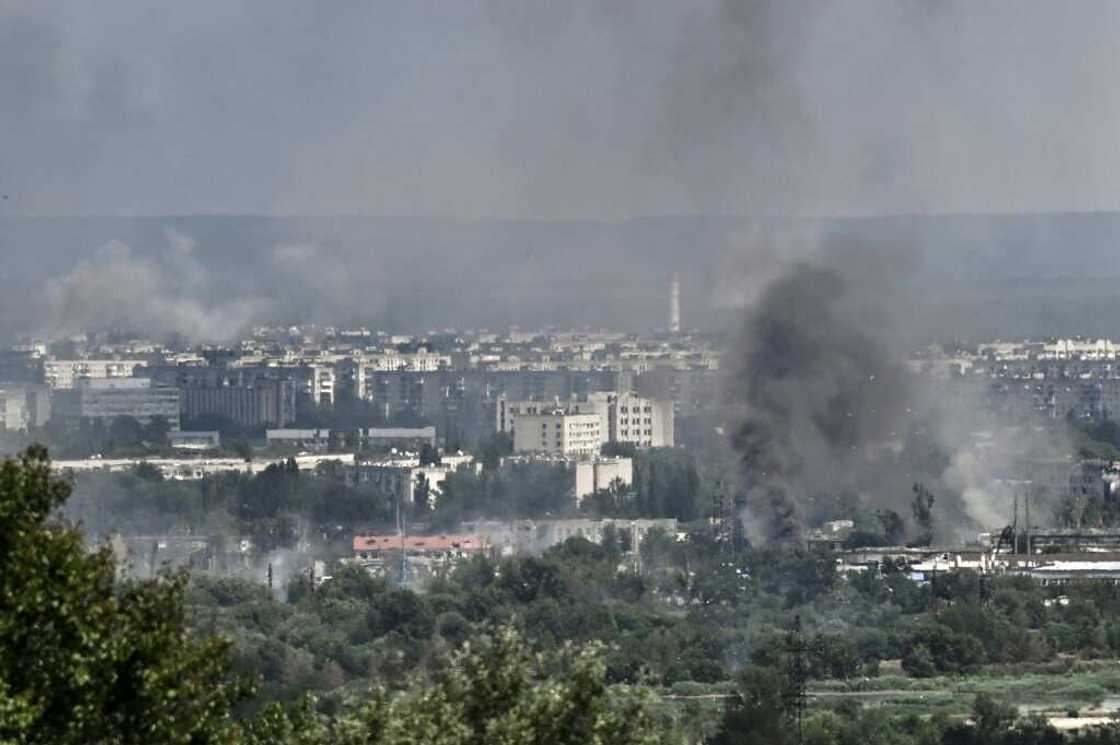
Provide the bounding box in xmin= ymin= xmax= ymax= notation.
xmin=109 ymin=415 xmax=145 ymax=450
xmin=911 ymin=482 xmax=936 ymax=546
xmin=419 ymin=443 xmax=442 ymax=467
xmin=238 ymin=626 xmax=679 ymax=745
xmin=708 ymin=666 xmax=793 ymax=745
xmin=143 ymin=415 xmax=172 ymax=445
xmin=971 ymin=692 xmax=1016 ymax=742
xmin=0 ymin=446 xmax=248 ymax=743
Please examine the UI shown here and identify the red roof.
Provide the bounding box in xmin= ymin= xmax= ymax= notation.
xmin=353 ymin=534 xmax=487 ymax=552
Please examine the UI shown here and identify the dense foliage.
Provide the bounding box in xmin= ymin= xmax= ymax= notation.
xmin=0 ymin=447 xmax=681 ymax=744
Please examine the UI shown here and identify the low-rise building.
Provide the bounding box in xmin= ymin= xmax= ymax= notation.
xmin=168 ymin=431 xmax=221 ymax=451
xmin=463 ymin=518 xmax=678 ymax=557
xmin=574 ymin=457 xmax=633 ymax=503
xmin=351 ymin=533 xmax=489 ymax=585
xmin=266 ymin=428 xmax=331 ymax=449
xmin=360 ymin=426 xmax=438 ymax=449
xmin=339 ymin=454 xmax=476 ymax=507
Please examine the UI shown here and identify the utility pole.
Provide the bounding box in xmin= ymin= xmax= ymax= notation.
xmin=785 ymin=615 xmax=807 ymax=745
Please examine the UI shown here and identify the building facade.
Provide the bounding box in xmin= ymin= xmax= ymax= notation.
xmin=44 ymin=359 xmax=148 ymax=389
xmin=181 ymin=380 xmax=296 ymax=427
xmin=511 ymin=411 xmax=602 ymax=456
xmin=52 ymin=378 xmax=180 ymax=429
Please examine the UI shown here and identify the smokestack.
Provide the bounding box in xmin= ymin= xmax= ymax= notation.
xmin=669 ymin=273 xmax=681 ymax=334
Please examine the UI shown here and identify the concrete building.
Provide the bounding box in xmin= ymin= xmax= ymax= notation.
xmin=308 ymin=364 xmax=337 ymax=406
xmin=168 ymin=431 xmax=221 ymax=451
xmin=340 ymin=454 xmax=476 ymax=507
xmin=512 ymin=411 xmax=602 ymax=456
xmin=266 ymin=428 xmax=331 ymax=449
xmin=463 ymin=518 xmax=678 ymax=557
xmin=52 ymin=378 xmax=180 ymax=430
xmin=500 ymin=391 xmax=673 ymax=449
xmin=52 ymin=452 xmax=354 ymax=479
xmin=351 ymin=533 xmax=489 ymax=585
xmin=181 ymin=380 xmax=296 ymax=428
xmin=360 ymin=426 xmax=438 ymax=449
xmin=574 ymin=457 xmax=633 ymax=503
xmin=607 ymin=392 xmax=674 ymax=448
xmin=44 ymin=359 xmax=148 ymax=389
xmin=0 ymin=389 xmax=27 ymax=431
xmin=0 ymin=385 xmax=50 ymax=431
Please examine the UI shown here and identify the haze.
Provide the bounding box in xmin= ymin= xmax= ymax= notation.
xmin=4 ymin=1 xmax=1120 ymax=219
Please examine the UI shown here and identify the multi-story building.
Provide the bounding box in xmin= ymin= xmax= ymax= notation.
xmin=52 ymin=378 xmax=180 ymax=430
xmin=607 ymin=392 xmax=674 ymax=448
xmin=0 ymin=385 xmax=50 ymax=431
xmin=511 ymin=411 xmax=602 ymax=456
xmin=338 ymin=454 xmax=476 ymax=507
xmin=44 ymin=359 xmax=148 ymax=389
xmin=0 ymin=389 xmax=27 ymax=431
xmin=181 ymin=380 xmax=296 ymax=428
xmin=499 ymin=391 xmax=673 ymax=449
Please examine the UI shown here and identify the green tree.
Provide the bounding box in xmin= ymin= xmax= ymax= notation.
xmin=0 ymin=446 xmax=248 ymax=744
xmin=240 ymin=626 xmax=678 ymax=745
xmin=911 ymin=482 xmax=936 ymax=546
xmin=708 ymin=666 xmax=793 ymax=745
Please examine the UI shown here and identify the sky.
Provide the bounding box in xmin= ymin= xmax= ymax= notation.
xmin=3 ymin=1 xmax=1120 ymax=220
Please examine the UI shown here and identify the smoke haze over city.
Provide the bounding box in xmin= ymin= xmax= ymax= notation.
xmin=7 ymin=4 xmax=1120 ymax=741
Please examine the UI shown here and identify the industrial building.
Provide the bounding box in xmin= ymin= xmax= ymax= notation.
xmin=52 ymin=378 xmax=180 ymax=430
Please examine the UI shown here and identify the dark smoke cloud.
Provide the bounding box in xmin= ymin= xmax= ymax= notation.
xmin=729 ymin=240 xmax=918 ymax=543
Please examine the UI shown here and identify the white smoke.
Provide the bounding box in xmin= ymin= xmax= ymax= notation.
xmin=43 ymin=230 xmax=270 ymax=342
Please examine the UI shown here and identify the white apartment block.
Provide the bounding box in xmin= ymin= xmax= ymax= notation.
xmin=44 ymin=359 xmax=149 ymax=389
xmin=608 ymin=392 xmax=674 ymax=449
xmin=0 ymin=389 xmax=27 ymax=431
xmin=500 ymin=392 xmax=673 ymax=450
xmin=512 ymin=411 xmax=602 ymax=457
xmin=309 ymin=364 xmax=336 ymax=406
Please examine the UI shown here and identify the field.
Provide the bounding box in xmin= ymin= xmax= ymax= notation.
xmin=658 ymin=661 xmax=1120 ymax=726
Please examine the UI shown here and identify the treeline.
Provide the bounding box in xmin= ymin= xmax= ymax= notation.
xmin=12 ymin=446 xmax=1120 ymax=743
xmin=0 ymin=446 xmax=675 ymax=744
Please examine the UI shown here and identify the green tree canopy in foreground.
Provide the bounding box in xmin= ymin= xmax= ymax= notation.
xmin=0 ymin=445 xmax=247 ymax=744
xmin=0 ymin=446 xmax=677 ymax=745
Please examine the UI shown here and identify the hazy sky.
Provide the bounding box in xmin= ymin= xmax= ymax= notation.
xmin=3 ymin=1 xmax=1120 ymax=219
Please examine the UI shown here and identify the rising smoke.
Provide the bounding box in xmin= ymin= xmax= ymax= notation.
xmin=729 ymin=238 xmax=919 ymax=543
xmin=725 ymin=235 xmax=1071 ymax=545
xmin=43 ymin=231 xmax=270 ymax=343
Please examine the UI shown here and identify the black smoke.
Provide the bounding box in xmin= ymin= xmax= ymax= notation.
xmin=729 ymin=240 xmax=920 ymax=544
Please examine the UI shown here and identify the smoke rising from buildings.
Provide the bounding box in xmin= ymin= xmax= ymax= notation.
xmin=726 ymin=235 xmax=1079 ymax=545
xmin=729 ymin=239 xmax=919 ymax=543
xmin=43 ymin=231 xmax=268 ymax=343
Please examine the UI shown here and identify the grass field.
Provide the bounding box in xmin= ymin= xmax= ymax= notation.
xmin=658 ymin=661 xmax=1120 ymax=722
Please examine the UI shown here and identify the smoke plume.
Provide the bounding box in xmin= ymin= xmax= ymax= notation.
xmin=43 ymin=231 xmax=269 ymax=343
xmin=729 ymin=239 xmax=916 ymax=543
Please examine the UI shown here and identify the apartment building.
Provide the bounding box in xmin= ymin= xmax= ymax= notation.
xmin=511 ymin=411 xmax=602 ymax=456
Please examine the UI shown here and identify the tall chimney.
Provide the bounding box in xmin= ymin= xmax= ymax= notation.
xmin=669 ymin=273 xmax=681 ymax=334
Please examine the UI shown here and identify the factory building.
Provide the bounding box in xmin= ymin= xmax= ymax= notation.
xmin=52 ymin=378 xmax=180 ymax=430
